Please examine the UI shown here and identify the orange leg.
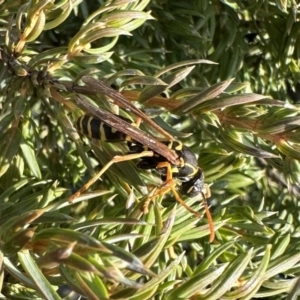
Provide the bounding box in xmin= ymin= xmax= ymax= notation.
xmin=68 ymin=151 xmax=153 ymax=203
xmin=70 ymin=116 xmax=149 ymax=203
xmin=200 ymin=187 xmax=215 ymax=243
xmin=143 ymin=162 xmax=215 ymax=243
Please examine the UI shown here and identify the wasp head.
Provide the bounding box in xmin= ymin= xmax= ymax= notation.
xmin=180 ymin=168 xmax=205 ymax=198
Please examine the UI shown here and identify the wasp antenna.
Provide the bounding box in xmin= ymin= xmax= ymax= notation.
xmin=201 ymin=191 xmax=215 ymax=243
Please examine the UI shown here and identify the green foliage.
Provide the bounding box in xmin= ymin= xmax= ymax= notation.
xmin=1 ymin=0 xmax=300 ymax=299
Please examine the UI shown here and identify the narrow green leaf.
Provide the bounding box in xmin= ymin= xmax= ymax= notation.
xmin=102 ymin=241 xmax=155 ymax=277
xmin=225 ymin=245 xmax=271 ymax=299
xmin=18 ymin=251 xmax=61 ymax=300
xmin=72 ymin=53 xmax=113 ymax=64
xmin=121 ymin=76 xmax=167 ymax=88
xmin=201 ymin=249 xmax=253 ymax=300
xmin=264 ymin=252 xmax=300 ymax=279
xmin=194 ymin=93 xmax=269 ymax=114
xmin=172 ymin=79 xmax=234 ymax=114
xmin=0 ymin=128 xmax=22 ymax=177
xmin=44 ymin=0 xmax=73 ymax=30
xmin=134 ymin=210 xmax=176 ymax=268
xmin=20 ymin=139 xmax=41 ymax=179
xmin=32 ymin=228 xmax=110 ymax=253
xmin=138 ymin=67 xmax=194 ymax=103
xmin=76 ymin=271 xmax=109 ymax=299
xmin=155 ymin=59 xmax=217 ymax=77
xmin=125 ymin=252 xmax=186 ymax=300
xmin=167 ymin=263 xmax=228 ymax=299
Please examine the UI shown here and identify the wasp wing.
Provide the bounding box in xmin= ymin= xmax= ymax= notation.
xmin=75 ymin=95 xmax=179 ymax=164
xmin=82 ymin=76 xmax=174 ymax=141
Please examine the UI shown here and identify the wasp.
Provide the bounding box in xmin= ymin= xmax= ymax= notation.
xmin=69 ymin=76 xmax=214 ymax=242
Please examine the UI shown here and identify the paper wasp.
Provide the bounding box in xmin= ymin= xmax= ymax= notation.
xmin=69 ymin=76 xmax=214 ymax=242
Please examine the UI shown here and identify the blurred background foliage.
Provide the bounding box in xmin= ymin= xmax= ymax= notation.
xmin=1 ymin=0 xmax=300 ymax=299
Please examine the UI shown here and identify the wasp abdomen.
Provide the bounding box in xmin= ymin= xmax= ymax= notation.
xmin=75 ymin=115 xmax=132 ymax=142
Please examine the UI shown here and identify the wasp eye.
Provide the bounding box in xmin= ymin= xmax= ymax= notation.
xmin=180 ymin=169 xmax=204 ymax=198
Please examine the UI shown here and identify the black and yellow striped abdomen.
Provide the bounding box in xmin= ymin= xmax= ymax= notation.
xmin=75 ymin=115 xmax=131 ymax=142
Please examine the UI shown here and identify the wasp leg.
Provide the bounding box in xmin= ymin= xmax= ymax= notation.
xmin=143 ymin=162 xmax=200 ymax=216
xmin=69 ymin=151 xmax=154 ymax=203
xmin=143 ymin=182 xmax=174 ymax=214
xmin=142 ymin=161 xmax=172 ymax=213
xmin=144 ymin=162 xmax=215 ymax=243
